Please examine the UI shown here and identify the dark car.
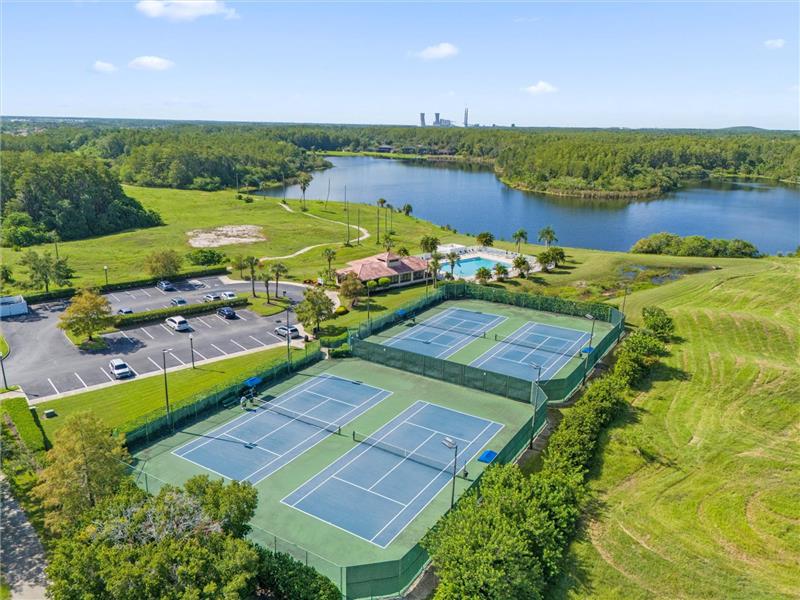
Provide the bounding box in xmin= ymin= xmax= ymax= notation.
xmin=170 ymin=297 xmax=188 ymax=306
xmin=157 ymin=280 xmax=176 ymax=291
xmin=116 ymin=307 xmax=134 ymax=315
xmin=217 ymin=307 xmax=237 ymax=319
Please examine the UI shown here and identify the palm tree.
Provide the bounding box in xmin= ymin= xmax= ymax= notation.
xmin=512 ymin=255 xmax=531 ymax=278
xmin=322 ymin=247 xmax=337 ymax=283
xmin=375 ymin=199 xmax=386 ymax=245
xmin=298 ymin=172 xmax=312 ymax=211
xmin=259 ymin=267 xmax=271 ymax=303
xmin=493 ymin=263 xmax=509 ymax=281
xmin=446 ymin=251 xmax=460 ymax=278
xmin=420 ymin=235 xmax=440 ymax=254
xmin=428 ymin=252 xmax=443 ymax=288
xmin=382 ymin=234 xmax=395 ymax=253
xmin=476 ymin=231 xmax=494 ymax=247
xmin=231 ymin=255 xmax=245 ymax=279
xmin=385 ymin=202 xmax=393 ymax=233
xmin=269 ymin=262 xmax=288 ymax=296
xmin=512 ymin=228 xmax=528 ymax=252
xmin=244 ymin=256 xmax=260 ymax=297
xmin=550 ymin=246 xmax=566 ymax=266
xmin=474 ymin=266 xmax=492 ymax=285
xmin=538 ymin=225 xmax=557 ymax=248
xmin=401 ymin=203 xmax=413 ymax=216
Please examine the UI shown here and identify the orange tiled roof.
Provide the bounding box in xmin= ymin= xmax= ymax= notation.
xmin=336 ymin=253 xmax=428 ymax=281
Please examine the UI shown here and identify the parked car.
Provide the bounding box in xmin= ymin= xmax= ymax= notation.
xmin=217 ymin=307 xmax=236 ymax=319
xmin=187 ymin=279 xmax=205 ymax=289
xmin=220 ymin=291 xmax=237 ymax=300
xmin=203 ymin=292 xmax=222 ymax=302
xmin=165 ymin=316 xmax=190 ymax=331
xmin=116 ymin=307 xmax=134 ymax=315
xmin=157 ymin=280 xmax=176 ymax=291
xmin=274 ymin=325 xmax=300 ymax=339
xmin=109 ymin=358 xmax=133 ymax=379
xmin=170 ymin=297 xmax=188 ymax=306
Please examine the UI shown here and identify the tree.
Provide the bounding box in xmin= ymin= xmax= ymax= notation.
xmin=512 ymin=228 xmax=528 ymax=252
xmin=375 ymin=199 xmax=387 ymax=244
xmin=254 ymin=546 xmax=341 ymax=600
xmin=144 ymin=248 xmax=182 ymax=279
xmin=537 ymin=248 xmax=557 ymax=273
xmin=183 ymin=475 xmax=258 ymax=538
xmin=428 ymin=252 xmax=443 ymax=288
xmin=642 ymin=306 xmax=675 ymax=341
xmin=33 ymin=412 xmax=129 ymax=534
xmin=297 ymin=172 xmax=312 ymax=211
xmin=476 ymin=231 xmax=495 ymax=247
xmin=244 ymin=256 xmax=260 ymax=297
xmin=269 ymin=262 xmax=288 ymax=296
xmin=0 ymin=264 xmax=12 ymax=285
xmin=475 ymin=266 xmax=492 ymax=284
xmin=232 ymin=254 xmax=246 ymax=279
xmin=186 ymin=248 xmax=226 ymax=266
xmin=58 ymin=288 xmax=114 ymax=342
xmin=493 ymin=263 xmax=509 ymax=281
xmin=445 ymin=251 xmax=460 ymax=278
xmin=322 ymin=247 xmax=337 ymax=282
xmin=382 ymin=234 xmax=395 ymax=253
xmin=294 ymin=286 xmax=334 ymax=334
xmin=420 ymin=235 xmax=440 ymax=254
xmin=338 ymin=272 xmax=364 ymax=308
xmin=513 ymin=255 xmax=531 ymax=278
xmin=401 ymin=203 xmax=413 ymax=216
xmin=538 ymin=225 xmax=557 ymax=248
xmin=258 ymin=267 xmax=271 ymax=304
xmin=396 ymin=246 xmax=410 ymax=257
xmin=19 ymin=250 xmax=73 ymax=292
xmin=549 ymin=246 xmax=566 ymax=267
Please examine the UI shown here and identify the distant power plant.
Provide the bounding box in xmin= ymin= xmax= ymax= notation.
xmin=418 ymin=108 xmax=472 ymax=127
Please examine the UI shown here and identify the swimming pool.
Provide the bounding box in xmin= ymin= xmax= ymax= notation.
xmin=439 ymin=256 xmax=512 ymax=278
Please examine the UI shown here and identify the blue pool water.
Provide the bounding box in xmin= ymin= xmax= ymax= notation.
xmin=440 ymin=256 xmax=511 ymax=278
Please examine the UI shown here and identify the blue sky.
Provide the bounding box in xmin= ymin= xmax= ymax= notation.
xmin=2 ymin=1 xmax=798 ymax=129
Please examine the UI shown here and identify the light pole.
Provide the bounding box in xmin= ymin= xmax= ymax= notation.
xmin=529 ymin=361 xmax=542 ymax=449
xmin=582 ymin=315 xmax=596 ymax=387
xmin=161 ymin=349 xmax=173 ymax=430
xmin=619 ymin=287 xmax=629 ymax=342
xmin=585 ymin=313 xmax=596 ymax=347
xmin=283 ymin=291 xmax=291 ymax=365
xmin=441 ymin=437 xmax=458 ymax=509
xmin=189 ymin=334 xmax=195 ymax=369
xmin=103 ymin=265 xmax=109 ymax=286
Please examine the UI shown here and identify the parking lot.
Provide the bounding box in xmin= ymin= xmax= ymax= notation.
xmin=1 ymin=275 xmax=307 ymax=401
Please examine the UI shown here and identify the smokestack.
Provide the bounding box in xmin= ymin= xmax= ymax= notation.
xmin=420 ymin=112 xmax=426 ymax=127
xmin=434 ymin=112 xmax=440 ymax=125
xmin=464 ymin=107 xmax=468 ymax=128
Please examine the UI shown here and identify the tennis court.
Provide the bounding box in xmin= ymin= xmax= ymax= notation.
xmin=471 ymin=322 xmax=590 ymax=381
xmin=172 ymin=374 xmax=391 ymax=484
xmin=382 ymin=307 xmax=505 ymax=359
xmin=282 ymin=400 xmax=503 ymax=548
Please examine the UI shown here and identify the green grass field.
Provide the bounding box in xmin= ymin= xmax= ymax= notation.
xmin=551 ymin=256 xmax=800 ymax=599
xmin=0 ymin=335 xmax=8 ymax=357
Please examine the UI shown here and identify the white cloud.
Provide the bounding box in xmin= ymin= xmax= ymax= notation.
xmin=523 ymin=81 xmax=558 ymax=95
xmin=93 ymin=60 xmax=117 ymax=73
xmin=128 ymin=55 xmax=175 ymax=71
xmin=414 ymin=42 xmax=459 ymax=61
xmin=764 ymin=38 xmax=785 ymax=49
xmin=135 ymin=1 xmax=237 ymax=21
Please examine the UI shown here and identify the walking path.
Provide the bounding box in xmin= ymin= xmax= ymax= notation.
xmin=0 ymin=476 xmax=47 ymax=599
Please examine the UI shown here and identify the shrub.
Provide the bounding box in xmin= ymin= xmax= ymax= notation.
xmin=329 ymin=343 xmax=351 ymax=358
xmin=254 ymin=546 xmax=341 ymax=600
xmin=320 ymin=331 xmax=349 ymax=349
xmin=1 ymin=397 xmax=47 ymax=454
xmin=642 ymin=305 xmax=675 ymax=340
xmin=333 ymin=305 xmax=349 ymax=316
xmin=114 ymin=298 xmax=248 ymax=327
xmin=186 ymin=248 xmax=227 ymax=266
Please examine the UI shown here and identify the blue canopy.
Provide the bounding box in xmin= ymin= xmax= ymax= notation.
xmin=244 ymin=376 xmax=262 ymax=388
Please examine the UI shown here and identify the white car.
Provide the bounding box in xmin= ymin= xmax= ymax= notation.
xmin=165 ymin=316 xmax=190 ymax=331
xmin=274 ymin=325 xmax=300 ymax=339
xmin=109 ymin=358 xmax=133 ymax=379
xmin=203 ymin=292 xmax=222 ymax=302
xmin=220 ymin=291 xmax=237 ymax=300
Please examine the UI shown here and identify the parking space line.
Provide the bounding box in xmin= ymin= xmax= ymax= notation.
xmin=169 ymin=352 xmax=185 ymax=365
xmin=193 ymin=348 xmax=207 ymax=360
xmin=101 ymin=367 xmax=114 ymax=382
xmin=119 ymin=330 xmax=131 ymax=340
xmin=155 ymin=287 xmax=166 ymax=295
xmin=237 ymin=313 xmax=247 ymax=321
xmin=140 ymin=327 xmax=154 ymax=339
xmin=147 ymin=356 xmax=161 ymax=369
xmin=126 ymin=291 xmax=135 ymax=297
xmin=196 ymin=317 xmax=213 ymax=328
xmin=129 ymin=366 xmax=139 ymax=376
xmin=110 ymin=293 xmax=120 ymax=302
xmin=216 ymin=316 xmax=231 ymax=325
xmin=159 ymin=324 xmax=175 ymax=336
xmin=211 ymin=343 xmax=227 ymax=355
xmin=142 ymin=290 xmax=152 ymax=297
xmin=74 ymin=373 xmax=88 ymax=388
xmin=249 ymin=335 xmax=267 ymax=346
xmin=230 ymin=339 xmax=247 ymax=351
xmin=48 ymin=379 xmax=60 ymax=395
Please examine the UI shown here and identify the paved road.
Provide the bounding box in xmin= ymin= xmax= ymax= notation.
xmin=1 ymin=276 xmax=306 ymax=401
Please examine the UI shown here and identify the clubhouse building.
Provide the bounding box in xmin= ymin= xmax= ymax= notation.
xmin=336 ymin=252 xmax=429 ymax=288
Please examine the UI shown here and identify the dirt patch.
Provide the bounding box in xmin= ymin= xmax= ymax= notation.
xmin=187 ymin=225 xmax=266 ymax=248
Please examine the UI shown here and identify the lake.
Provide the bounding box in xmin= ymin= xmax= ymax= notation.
xmin=266 ymin=156 xmax=800 ymax=254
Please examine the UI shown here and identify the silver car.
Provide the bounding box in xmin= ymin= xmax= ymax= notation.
xmin=109 ymin=358 xmax=133 ymax=379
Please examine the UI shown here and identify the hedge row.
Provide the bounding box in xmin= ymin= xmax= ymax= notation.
xmin=319 ymin=331 xmax=349 ymax=348
xmin=328 ymin=343 xmax=351 ymax=358
xmin=113 ymin=297 xmax=248 ymax=328
xmin=424 ymin=308 xmax=673 ymax=598
xmin=23 ymin=267 xmax=230 ymax=305
xmin=0 ymin=397 xmax=48 ymax=454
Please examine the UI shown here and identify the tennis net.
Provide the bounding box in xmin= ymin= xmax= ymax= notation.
xmin=411 ymin=317 xmax=487 ymax=339
xmin=253 ymin=399 xmax=341 ymax=435
xmin=493 ymin=332 xmax=585 ymax=358
xmin=352 ymin=431 xmax=461 ymax=474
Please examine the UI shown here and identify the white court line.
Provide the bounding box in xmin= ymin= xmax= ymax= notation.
xmin=306 ymin=389 xmax=358 ymax=408
xmin=471 ymin=321 xmax=537 ymax=368
xmin=210 ymin=343 xmax=227 ymax=355
xmin=539 ymin=333 xmax=590 ymax=380
xmin=368 ymin=431 xmax=436 ymax=492
xmin=404 ymin=420 xmax=470 ymax=445
xmin=249 ymin=336 xmax=266 ymax=347
xmin=147 ymin=356 xmax=161 ymax=369
xmin=159 ymin=324 xmax=175 ymax=336
xmin=100 ymin=367 xmax=114 ymax=382
xmin=333 ymin=476 xmax=406 ymax=507
xmin=223 ymin=433 xmax=281 ymax=456
xmin=196 ymin=317 xmax=213 ymax=329
xmin=230 ymin=339 xmax=247 ymax=351
xmin=193 ymin=348 xmax=207 ymax=360
xmin=139 ymin=327 xmax=155 ymax=340
xmin=47 ymin=379 xmax=60 ymax=395
xmin=433 ymin=314 xmax=506 ymax=359
xmin=74 ymin=373 xmax=88 ymax=388
xmin=169 ymin=352 xmax=185 ymax=365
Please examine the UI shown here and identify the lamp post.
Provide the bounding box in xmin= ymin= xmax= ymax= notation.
xmin=189 ymin=334 xmax=195 ymax=369
xmin=283 ymin=291 xmax=291 ymax=365
xmin=162 ymin=349 xmax=173 ymax=430
xmin=529 ymin=361 xmax=542 ymax=449
xmin=441 ymin=437 xmax=458 ymax=508
xmin=103 ymin=265 xmax=109 ymax=286
xmin=619 ymin=287 xmax=629 ymax=342
xmin=585 ymin=313 xmax=596 ymax=347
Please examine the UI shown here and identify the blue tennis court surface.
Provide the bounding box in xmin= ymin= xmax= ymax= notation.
xmin=172 ymin=375 xmax=391 ymax=484
xmin=282 ymin=401 xmax=503 ymax=548
xmin=471 ymin=322 xmax=590 ymax=381
xmin=383 ymin=307 xmax=505 ymax=359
